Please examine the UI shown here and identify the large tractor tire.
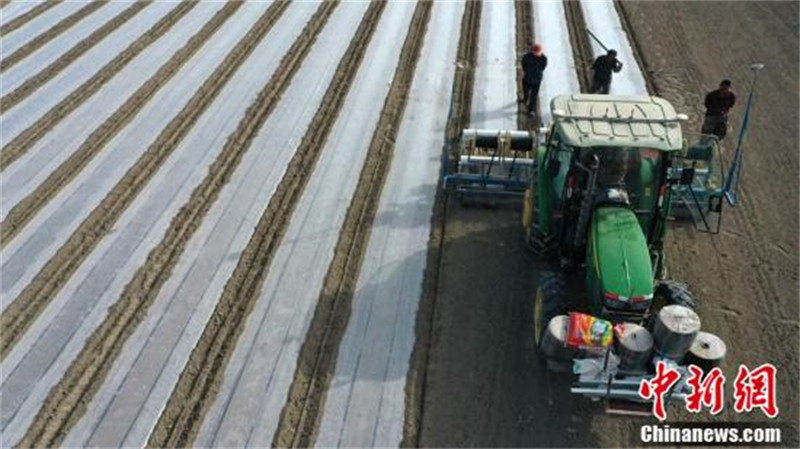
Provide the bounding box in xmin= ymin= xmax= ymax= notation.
xmin=533 ymin=271 xmax=567 ymax=349
xmin=653 ymin=280 xmax=697 ymax=309
xmin=648 ymin=280 xmax=697 ymax=329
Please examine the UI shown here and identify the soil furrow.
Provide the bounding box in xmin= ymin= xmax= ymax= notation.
xmin=143 ymin=3 xmax=387 ymax=447
xmin=402 ymin=2 xmax=480 ymax=447
xmin=0 ymin=0 xmax=61 ymax=36
xmin=274 ymin=2 xmax=431 ymax=447
xmin=441 ymin=0 xmax=481 ymax=169
xmin=0 ymin=1 xmax=153 ymax=116
xmin=562 ymin=0 xmax=592 ymax=92
xmin=0 ymin=1 xmax=242 ymax=252
xmin=11 ymin=3 xmax=291 ymax=446
xmin=0 ymin=1 xmax=109 ymax=72
xmin=0 ymin=1 xmax=171 ymax=170
xmin=0 ymin=0 xmax=11 ymax=11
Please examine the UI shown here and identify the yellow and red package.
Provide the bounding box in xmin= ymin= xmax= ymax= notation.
xmin=566 ymin=312 xmax=613 ymax=350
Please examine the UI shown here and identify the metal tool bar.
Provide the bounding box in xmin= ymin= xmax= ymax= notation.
xmin=459 ymin=156 xmax=536 ymax=166
xmin=462 ymin=129 xmax=535 ymax=151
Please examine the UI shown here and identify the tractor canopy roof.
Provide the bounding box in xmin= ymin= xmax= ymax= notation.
xmin=550 ymin=94 xmax=685 ymax=152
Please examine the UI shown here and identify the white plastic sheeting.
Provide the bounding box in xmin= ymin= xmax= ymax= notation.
xmin=0 ymin=2 xmax=170 ymax=126
xmin=532 ymin=0 xmax=581 ymax=124
xmin=0 ymin=0 xmax=44 ymax=27
xmin=56 ymin=3 xmax=324 ymax=447
xmin=0 ymin=2 xmax=224 ymax=222
xmin=191 ymin=4 xmax=369 ymax=446
xmin=191 ymin=2 xmax=415 ymax=447
xmin=0 ymin=1 xmax=656 ymax=447
xmin=470 ymin=0 xmax=517 ymax=130
xmin=315 ymin=2 xmax=463 ymax=447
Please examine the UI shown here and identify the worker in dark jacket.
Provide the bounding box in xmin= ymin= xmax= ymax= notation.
xmin=520 ymin=44 xmax=547 ymax=118
xmin=590 ymin=49 xmax=623 ymax=94
xmin=701 ymin=79 xmax=736 ymax=140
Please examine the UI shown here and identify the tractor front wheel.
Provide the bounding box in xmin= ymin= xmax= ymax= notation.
xmin=534 ymin=271 xmax=567 ymax=350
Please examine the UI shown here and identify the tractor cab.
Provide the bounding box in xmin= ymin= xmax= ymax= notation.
xmin=525 ymin=95 xmax=725 ymax=287
xmin=526 ymin=95 xmax=686 ymax=278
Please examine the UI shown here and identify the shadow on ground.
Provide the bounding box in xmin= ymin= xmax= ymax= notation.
xmin=417 ymin=195 xmax=618 ymax=448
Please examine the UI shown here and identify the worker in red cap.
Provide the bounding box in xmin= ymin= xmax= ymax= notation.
xmin=520 ymin=43 xmax=548 ymax=119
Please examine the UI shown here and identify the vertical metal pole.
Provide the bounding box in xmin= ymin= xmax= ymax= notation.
xmin=723 ymin=63 xmax=764 ymax=206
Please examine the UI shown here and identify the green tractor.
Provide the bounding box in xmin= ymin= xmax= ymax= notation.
xmin=445 ymin=93 xmax=733 ymax=408
xmin=526 ymin=94 xmax=729 ymax=405
xmin=525 ymin=94 xmax=713 ymax=320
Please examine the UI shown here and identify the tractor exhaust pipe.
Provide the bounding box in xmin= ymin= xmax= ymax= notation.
xmin=573 ymin=155 xmax=600 ymax=250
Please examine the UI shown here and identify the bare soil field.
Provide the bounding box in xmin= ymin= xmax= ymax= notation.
xmin=417 ymin=1 xmax=799 ymax=447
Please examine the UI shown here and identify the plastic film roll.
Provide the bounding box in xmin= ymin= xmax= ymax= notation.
xmin=684 ymin=331 xmax=727 ymax=372
xmin=541 ymin=315 xmax=578 ymax=361
xmin=653 ymin=305 xmax=701 ymax=360
xmin=614 ymin=323 xmax=653 ymax=372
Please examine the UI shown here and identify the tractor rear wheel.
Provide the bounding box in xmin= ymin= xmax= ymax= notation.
xmin=534 ymin=271 xmax=567 ymax=349
xmin=648 ymin=280 xmax=697 ymax=328
xmin=653 ymin=280 xmax=697 ymax=309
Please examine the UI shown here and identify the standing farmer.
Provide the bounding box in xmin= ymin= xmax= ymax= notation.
xmin=702 ymin=79 xmax=736 ymax=140
xmin=520 ymin=44 xmax=548 ymax=118
xmin=590 ymin=49 xmax=623 ymax=94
